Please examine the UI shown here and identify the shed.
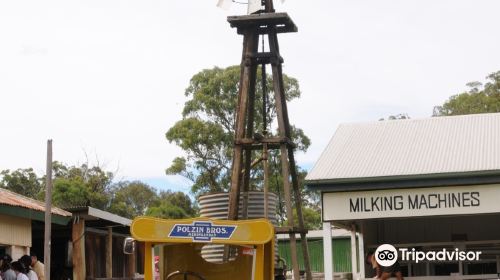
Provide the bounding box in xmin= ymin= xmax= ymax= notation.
xmin=64 ymin=206 xmax=143 ymax=280
xmin=306 ymin=113 xmax=500 ymax=280
xmin=0 ymin=187 xmax=71 ymax=260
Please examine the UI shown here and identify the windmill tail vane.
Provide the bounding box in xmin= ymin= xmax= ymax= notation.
xmin=216 ymin=0 xmax=233 ymax=10
xmin=216 ymin=0 xmax=285 ymax=14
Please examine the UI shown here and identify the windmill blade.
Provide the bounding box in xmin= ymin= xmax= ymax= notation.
xmin=247 ymin=0 xmax=262 ymax=14
xmin=216 ymin=0 xmax=232 ymax=10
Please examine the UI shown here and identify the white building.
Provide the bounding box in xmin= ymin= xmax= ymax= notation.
xmin=306 ymin=113 xmax=500 ymax=280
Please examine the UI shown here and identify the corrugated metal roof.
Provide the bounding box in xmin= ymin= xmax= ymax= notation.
xmin=0 ymin=188 xmax=72 ymax=217
xmin=66 ymin=206 xmax=131 ymax=226
xmin=306 ymin=113 xmax=500 ymax=183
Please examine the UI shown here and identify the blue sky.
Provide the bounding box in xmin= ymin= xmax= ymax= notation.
xmin=139 ymin=176 xmax=192 ymax=193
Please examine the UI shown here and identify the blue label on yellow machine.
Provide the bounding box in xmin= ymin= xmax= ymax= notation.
xmin=169 ymin=221 xmax=237 ymax=242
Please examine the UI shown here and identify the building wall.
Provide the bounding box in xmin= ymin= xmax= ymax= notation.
xmin=0 ymin=213 xmax=32 ymax=259
xmin=0 ymin=213 xmax=31 ymax=246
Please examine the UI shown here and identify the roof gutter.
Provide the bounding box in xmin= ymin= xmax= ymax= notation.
xmin=306 ymin=169 xmax=500 ymax=192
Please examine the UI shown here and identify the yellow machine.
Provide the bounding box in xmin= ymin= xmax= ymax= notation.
xmin=127 ymin=216 xmax=275 ymax=280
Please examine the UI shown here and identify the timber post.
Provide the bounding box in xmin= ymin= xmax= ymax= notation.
xmin=72 ymin=217 xmax=85 ymax=280
xmin=106 ymin=227 xmax=113 ymax=278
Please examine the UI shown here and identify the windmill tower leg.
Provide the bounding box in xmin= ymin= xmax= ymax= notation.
xmin=268 ymin=29 xmax=313 ymax=280
xmin=228 ymin=31 xmax=259 ymax=221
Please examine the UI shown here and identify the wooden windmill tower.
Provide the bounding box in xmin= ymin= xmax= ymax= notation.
xmin=224 ymin=0 xmax=313 ymax=279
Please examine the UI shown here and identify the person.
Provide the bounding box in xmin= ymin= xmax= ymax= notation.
xmin=366 ymin=251 xmax=404 ymax=280
xmin=29 ymin=254 xmax=43 ymax=280
xmin=1 ymin=255 xmax=16 ymax=280
xmin=17 ymin=257 xmax=37 ymax=280
xmin=9 ymin=262 xmax=28 ymax=280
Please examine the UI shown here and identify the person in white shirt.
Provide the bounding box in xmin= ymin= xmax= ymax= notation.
xmin=9 ymin=262 xmax=28 ymax=280
xmin=17 ymin=257 xmax=36 ymax=280
xmin=1 ymin=255 xmax=16 ymax=280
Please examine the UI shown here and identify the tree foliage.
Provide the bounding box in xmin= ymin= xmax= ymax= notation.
xmin=0 ymin=162 xmax=114 ymax=208
xmin=108 ymin=182 xmax=196 ymax=219
xmin=379 ymin=113 xmax=410 ymax=121
xmin=166 ymin=65 xmax=320 ymax=229
xmin=51 ymin=162 xmax=113 ymax=209
xmin=146 ymin=190 xmax=197 ymax=219
xmin=157 ymin=190 xmax=197 ymax=217
xmin=434 ymin=71 xmax=500 ymax=116
xmin=1 ymin=162 xmax=197 ymax=220
xmin=108 ymin=181 xmax=158 ymax=218
xmin=166 ymin=65 xmax=310 ymax=197
xmin=284 ymin=207 xmax=322 ymax=230
xmin=0 ymin=168 xmax=42 ymax=198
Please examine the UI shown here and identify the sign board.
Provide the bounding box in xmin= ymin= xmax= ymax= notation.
xmin=131 ymin=217 xmax=274 ymax=245
xmin=322 ymin=184 xmax=500 ymax=221
xmin=168 ymin=221 xmax=236 ymax=242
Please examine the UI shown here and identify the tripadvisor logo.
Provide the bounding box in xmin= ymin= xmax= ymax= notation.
xmin=375 ymin=244 xmax=482 ymax=266
xmin=375 ymin=244 xmax=398 ymax=267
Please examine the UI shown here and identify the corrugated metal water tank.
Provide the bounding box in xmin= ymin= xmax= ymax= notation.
xmin=198 ymin=191 xmax=278 ymax=263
